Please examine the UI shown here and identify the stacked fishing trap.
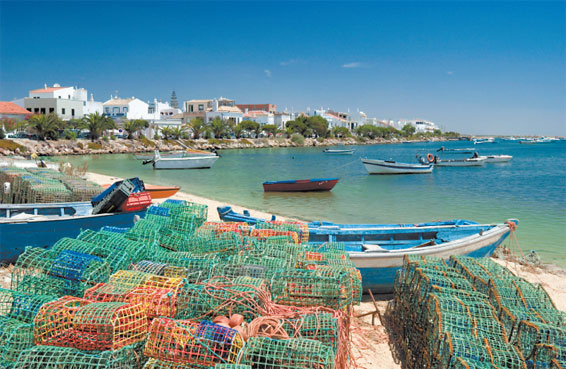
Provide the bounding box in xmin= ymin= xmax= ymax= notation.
xmin=3 ymin=198 xmax=360 ymax=369
xmin=0 ymin=166 xmax=102 ymax=204
xmin=388 ymin=255 xmax=565 ymax=369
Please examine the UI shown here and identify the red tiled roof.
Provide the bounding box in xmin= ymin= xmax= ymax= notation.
xmin=30 ymin=86 xmax=67 ymax=93
xmin=0 ymin=102 xmax=32 ymax=115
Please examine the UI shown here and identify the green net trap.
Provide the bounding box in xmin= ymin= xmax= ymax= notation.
xmin=176 ymin=277 xmax=270 ymax=321
xmin=238 ymin=337 xmax=334 ymax=369
xmin=12 ymin=342 xmax=145 ymax=369
xmin=144 ymin=317 xmax=244 ymax=367
xmin=34 ymin=296 xmax=148 ymax=351
xmin=271 ymin=269 xmax=354 ymax=310
xmin=255 ymin=220 xmax=309 ymax=244
xmin=11 ymin=247 xmax=110 ymax=297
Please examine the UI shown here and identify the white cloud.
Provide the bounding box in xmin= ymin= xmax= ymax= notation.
xmin=264 ymin=69 xmax=272 ymax=78
xmin=342 ymin=62 xmax=366 ymax=69
xmin=446 ymin=71 xmax=454 ymax=75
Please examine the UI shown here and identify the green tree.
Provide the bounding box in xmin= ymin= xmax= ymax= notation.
xmin=123 ymin=119 xmax=149 ymax=139
xmin=211 ymin=118 xmax=228 ymax=138
xmin=235 ymin=120 xmax=260 ymax=138
xmin=355 ymin=124 xmax=380 ymax=139
xmin=159 ymin=126 xmax=174 ymax=140
xmin=82 ymin=112 xmax=116 ymax=141
xmin=187 ymin=117 xmax=206 ymax=139
xmin=401 ymin=123 xmax=416 ymax=137
xmin=286 ymin=118 xmax=309 ymax=136
xmin=170 ymin=126 xmax=187 ymax=139
xmin=307 ymin=115 xmax=329 ymax=138
xmin=262 ymin=124 xmax=279 ymax=136
xmin=331 ymin=126 xmax=351 ymax=138
xmin=1 ymin=117 xmax=17 ymax=132
xmin=26 ymin=114 xmax=63 ymax=140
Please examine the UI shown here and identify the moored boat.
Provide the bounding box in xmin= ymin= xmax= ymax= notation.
xmin=479 ymin=155 xmax=513 ymax=163
xmin=323 ymin=148 xmax=355 ymax=155
xmin=102 ymin=183 xmax=181 ymax=199
xmin=0 ymin=201 xmax=145 ymax=263
xmin=361 ymin=158 xmax=433 ymax=175
xmin=135 ymin=149 xmax=216 ymax=161
xmin=216 ymin=206 xmax=517 ymax=293
xmin=263 ymin=178 xmax=339 ymax=192
xmin=433 ymin=156 xmax=486 ymax=167
xmin=149 ymin=151 xmax=219 ymax=170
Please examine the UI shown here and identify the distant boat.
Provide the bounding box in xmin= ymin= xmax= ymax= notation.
xmin=263 ymin=178 xmax=339 ymax=192
xmin=145 ymin=151 xmax=218 ymax=170
xmin=323 ymin=148 xmax=355 ymax=155
xmin=0 ymin=201 xmax=145 ymax=263
xmin=473 ymin=138 xmax=495 ymax=144
xmin=479 ymin=155 xmax=513 ymax=163
xmin=361 ymin=158 xmax=433 ymax=175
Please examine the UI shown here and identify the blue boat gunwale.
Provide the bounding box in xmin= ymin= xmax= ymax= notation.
xmin=262 ymin=178 xmax=339 ymax=185
xmin=361 ymin=160 xmax=433 ymax=170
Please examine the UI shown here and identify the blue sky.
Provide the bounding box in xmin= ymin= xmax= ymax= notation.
xmin=1 ymin=1 xmax=564 ymax=135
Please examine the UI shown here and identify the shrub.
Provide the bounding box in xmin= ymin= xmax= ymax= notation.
xmin=140 ymin=137 xmax=156 ymax=147
xmin=87 ymin=142 xmax=102 ymax=150
xmin=63 ymin=129 xmax=77 ymax=140
xmin=110 ymin=134 xmax=116 ymax=140
xmin=290 ymin=133 xmax=305 ymax=145
xmin=0 ymin=139 xmax=26 ymax=152
xmin=102 ymin=136 xmax=109 ymax=142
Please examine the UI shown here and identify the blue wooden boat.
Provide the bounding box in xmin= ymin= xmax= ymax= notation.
xmin=217 ymin=206 xmax=517 ymax=293
xmin=0 ymin=201 xmax=145 ymax=263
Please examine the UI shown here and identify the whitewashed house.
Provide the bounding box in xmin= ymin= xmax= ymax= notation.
xmin=396 ymin=119 xmax=439 ymax=133
xmin=103 ymin=96 xmax=150 ymax=120
xmin=24 ymin=83 xmax=103 ymax=120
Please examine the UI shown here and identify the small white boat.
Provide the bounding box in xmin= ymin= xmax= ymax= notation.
xmin=362 ymin=158 xmax=433 ymax=174
xmin=151 ymin=151 xmax=218 ymax=169
xmin=135 ymin=149 xmax=216 ymax=160
xmin=323 ymin=148 xmax=355 ymax=155
xmin=479 ymin=155 xmax=513 ymax=163
xmin=473 ymin=138 xmax=495 ymax=144
xmin=434 ymin=157 xmax=486 ymax=167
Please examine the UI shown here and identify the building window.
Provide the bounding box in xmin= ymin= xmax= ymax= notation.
xmin=71 ymin=109 xmax=75 ymax=116
xmin=113 ymin=107 xmax=120 ymax=114
xmin=34 ymin=108 xmax=39 ymax=113
xmin=58 ymin=96 xmax=61 ymax=99
xmin=62 ymin=108 xmax=66 ymax=114
xmin=105 ymin=107 xmax=110 ymax=114
xmin=189 ymin=105 xmax=194 ymax=112
xmin=49 ymin=108 xmax=54 ymax=113
xmin=123 ymin=107 xmax=128 ymax=113
xmin=40 ymin=108 xmax=46 ymax=114
xmin=198 ymin=104 xmax=204 ymax=111
xmin=68 ymin=95 xmax=71 ymax=99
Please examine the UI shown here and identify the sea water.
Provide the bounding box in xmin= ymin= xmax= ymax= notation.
xmin=59 ymin=140 xmax=566 ymax=267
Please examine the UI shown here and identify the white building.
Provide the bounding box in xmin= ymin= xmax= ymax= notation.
xmin=24 ymin=83 xmax=103 ymax=120
xmin=397 ymin=119 xmax=439 ymax=133
xmin=204 ymin=98 xmax=243 ymax=125
xmin=242 ymin=110 xmax=275 ymax=127
xmin=311 ymin=109 xmax=350 ymax=129
xmin=273 ymin=112 xmax=293 ymax=130
xmin=103 ymin=96 xmax=151 ymax=120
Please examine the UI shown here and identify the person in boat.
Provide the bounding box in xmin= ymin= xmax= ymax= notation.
xmin=472 ymin=152 xmax=479 ymax=158
xmin=418 ymin=155 xmax=427 ymax=165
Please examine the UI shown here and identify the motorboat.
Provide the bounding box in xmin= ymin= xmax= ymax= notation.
xmin=361 ymin=158 xmax=433 ymax=174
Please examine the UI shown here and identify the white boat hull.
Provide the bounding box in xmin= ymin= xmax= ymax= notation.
xmin=362 ymin=159 xmax=433 ymax=174
xmin=153 ymin=155 xmax=218 ymax=169
xmin=434 ymin=158 xmax=486 ymax=167
xmin=350 ymin=224 xmax=510 ymax=292
xmin=481 ymin=155 xmax=512 ymax=163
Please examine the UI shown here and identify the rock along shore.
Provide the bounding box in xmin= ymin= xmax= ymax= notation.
xmin=0 ymin=136 xmax=450 ymax=157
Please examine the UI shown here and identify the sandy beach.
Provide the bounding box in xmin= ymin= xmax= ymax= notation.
xmin=82 ymin=171 xmax=566 ymax=369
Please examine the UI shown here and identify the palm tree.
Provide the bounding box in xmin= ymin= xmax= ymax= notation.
xmin=159 ymin=126 xmax=174 ymax=140
xmin=26 ymin=114 xmax=62 ymax=140
xmin=187 ymin=117 xmax=206 ymax=139
xmin=170 ymin=126 xmax=187 ymax=139
xmin=123 ymin=119 xmax=149 ymax=139
xmin=211 ymin=118 xmax=227 ymax=138
xmin=82 ymin=112 xmax=115 ymax=141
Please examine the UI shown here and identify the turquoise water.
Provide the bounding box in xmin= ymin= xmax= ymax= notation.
xmin=58 ymin=140 xmax=566 ymax=267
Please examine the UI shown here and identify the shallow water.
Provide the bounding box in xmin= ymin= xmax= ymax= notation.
xmin=58 ymin=140 xmax=566 ymax=267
